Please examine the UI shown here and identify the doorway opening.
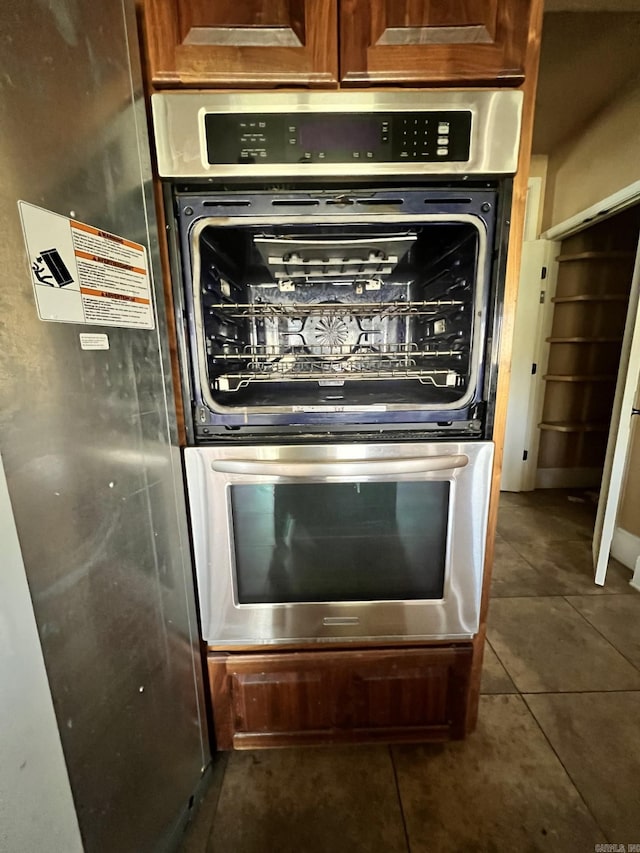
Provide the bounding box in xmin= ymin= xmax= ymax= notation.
xmin=536 ymin=205 xmax=640 ymax=490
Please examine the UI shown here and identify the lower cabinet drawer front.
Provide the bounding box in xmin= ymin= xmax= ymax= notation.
xmin=233 ymin=669 xmax=337 ymax=734
xmin=208 ymin=646 xmax=472 ymax=749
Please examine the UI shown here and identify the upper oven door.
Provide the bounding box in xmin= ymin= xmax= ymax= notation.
xmin=185 ymin=441 xmax=494 ymax=646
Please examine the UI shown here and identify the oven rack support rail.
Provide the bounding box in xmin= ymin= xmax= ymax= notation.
xmin=204 ymin=299 xmax=466 ymax=319
xmin=212 ymin=344 xmax=463 ymax=360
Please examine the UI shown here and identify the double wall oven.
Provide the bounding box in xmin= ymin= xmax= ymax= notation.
xmin=152 ymin=91 xmax=522 ymax=646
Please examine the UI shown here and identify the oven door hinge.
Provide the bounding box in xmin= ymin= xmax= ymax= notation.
xmin=539 ymin=266 xmax=548 ymax=305
xmin=522 ymin=449 xmax=529 ymax=461
xmin=471 ymin=402 xmax=486 ymax=422
xmin=531 ymin=363 xmax=537 ymax=375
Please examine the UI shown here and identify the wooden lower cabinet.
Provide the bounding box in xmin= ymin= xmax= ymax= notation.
xmin=208 ymin=645 xmax=472 ymax=749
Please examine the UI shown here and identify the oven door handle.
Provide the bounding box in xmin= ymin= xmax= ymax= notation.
xmin=211 ymin=455 xmax=469 ymax=477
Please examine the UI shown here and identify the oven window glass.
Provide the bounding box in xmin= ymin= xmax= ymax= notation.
xmin=196 ymin=218 xmax=482 ymax=412
xmin=230 ymin=481 xmax=449 ymax=604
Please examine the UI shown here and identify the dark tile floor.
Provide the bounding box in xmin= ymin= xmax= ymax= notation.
xmin=180 ymin=490 xmax=640 ymax=853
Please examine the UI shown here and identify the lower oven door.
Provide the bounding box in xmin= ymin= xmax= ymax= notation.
xmin=184 ymin=441 xmax=494 ymax=645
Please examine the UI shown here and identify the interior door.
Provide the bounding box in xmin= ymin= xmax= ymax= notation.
xmin=501 ymin=239 xmax=558 ymax=491
xmin=593 ymin=235 xmax=640 ymax=584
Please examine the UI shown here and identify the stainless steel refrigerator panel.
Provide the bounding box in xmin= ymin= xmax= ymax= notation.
xmin=0 ymin=2 xmax=209 ymax=852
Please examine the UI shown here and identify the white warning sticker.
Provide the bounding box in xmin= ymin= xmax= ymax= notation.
xmin=18 ymin=201 xmax=154 ymax=329
xmin=79 ymin=333 xmax=110 ymax=351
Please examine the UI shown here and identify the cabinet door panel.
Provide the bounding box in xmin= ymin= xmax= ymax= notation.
xmin=231 ymin=670 xmax=337 ymax=733
xmin=341 ymin=0 xmax=531 ymax=86
xmin=176 ymin=0 xmax=305 ymax=46
xmin=349 ymin=664 xmax=449 ymax=728
xmin=376 ymin=0 xmax=499 ymax=44
xmin=144 ymin=0 xmax=338 ymax=88
xmin=208 ymin=646 xmax=472 ymax=749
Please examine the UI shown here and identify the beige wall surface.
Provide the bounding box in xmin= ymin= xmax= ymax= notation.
xmin=542 ymin=76 xmax=640 ymax=230
xmin=618 ymin=382 xmax=640 ymax=537
xmin=529 ymin=155 xmax=549 ymax=237
xmin=533 ymin=12 xmax=640 ymax=155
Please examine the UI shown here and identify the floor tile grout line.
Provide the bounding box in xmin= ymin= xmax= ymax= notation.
xmin=487 ymin=600 xmax=640 ymax=694
xmin=491 ymin=591 xmax=635 ymax=598
xmin=519 ymin=688 xmax=640 ymax=696
xmin=388 ymin=745 xmax=412 ymax=853
xmin=563 ymin=595 xmax=640 ymax=676
xmin=503 ymin=542 xmax=594 ymax=580
xmin=519 ymin=692 xmax=611 ymax=844
xmin=484 ymin=638 xmax=521 ymax=695
xmin=493 ymin=536 xmax=558 ymax=584
xmin=482 ymin=688 xmax=640 ymax=700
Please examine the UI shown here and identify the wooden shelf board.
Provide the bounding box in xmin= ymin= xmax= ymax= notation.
xmin=539 ymin=421 xmax=610 ymax=433
xmin=556 ymin=251 xmax=635 ymax=262
xmin=546 ymin=336 xmax=623 ymax=344
xmin=543 ymin=374 xmax=616 ymax=383
xmin=552 ymin=295 xmax=628 ymax=304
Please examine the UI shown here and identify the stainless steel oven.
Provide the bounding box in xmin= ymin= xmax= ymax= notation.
xmin=153 ymin=90 xmax=521 ymax=442
xmin=185 ymin=441 xmax=493 ymax=645
xmin=152 ymin=91 xmax=518 ymax=645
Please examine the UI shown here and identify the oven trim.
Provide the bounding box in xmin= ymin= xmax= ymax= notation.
xmin=224 ymin=476 xmax=456 ymax=610
xmin=184 ymin=440 xmax=494 ymax=646
xmin=188 ymin=212 xmax=489 ymax=418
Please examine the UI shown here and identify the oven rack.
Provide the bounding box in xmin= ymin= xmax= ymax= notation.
xmin=205 ymin=299 xmax=465 ymax=319
xmin=212 ymin=343 xmax=462 ymax=392
xmin=215 ymin=364 xmax=460 ymax=392
xmin=214 ymin=343 xmax=461 ymax=360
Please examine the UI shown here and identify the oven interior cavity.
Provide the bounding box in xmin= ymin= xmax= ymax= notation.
xmin=195 ymin=221 xmax=481 ymax=410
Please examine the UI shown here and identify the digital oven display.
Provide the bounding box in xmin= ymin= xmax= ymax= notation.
xmin=298 ymin=116 xmax=379 ymax=153
xmin=204 ymin=110 xmax=472 ymax=165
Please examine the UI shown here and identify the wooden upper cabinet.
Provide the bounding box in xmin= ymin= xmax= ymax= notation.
xmin=339 ymin=0 xmax=532 ymax=86
xmin=143 ymin=0 xmax=339 ymax=88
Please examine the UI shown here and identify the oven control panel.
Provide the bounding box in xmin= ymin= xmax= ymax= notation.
xmin=204 ymin=111 xmax=472 ymax=165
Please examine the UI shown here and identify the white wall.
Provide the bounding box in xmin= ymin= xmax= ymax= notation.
xmin=0 ymin=454 xmax=83 ymax=853
xmin=614 ymin=379 xmax=640 ymax=569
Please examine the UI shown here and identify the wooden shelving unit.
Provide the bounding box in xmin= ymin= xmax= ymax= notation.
xmin=538 ymin=421 xmax=609 ymax=433
xmin=556 ymin=251 xmax=634 ymax=262
xmin=536 ymin=211 xmax=638 ymax=485
xmin=543 ymin=374 xmax=616 ymax=382
xmin=546 ymin=336 xmax=623 ymax=343
xmin=552 ymin=295 xmax=628 ymax=304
